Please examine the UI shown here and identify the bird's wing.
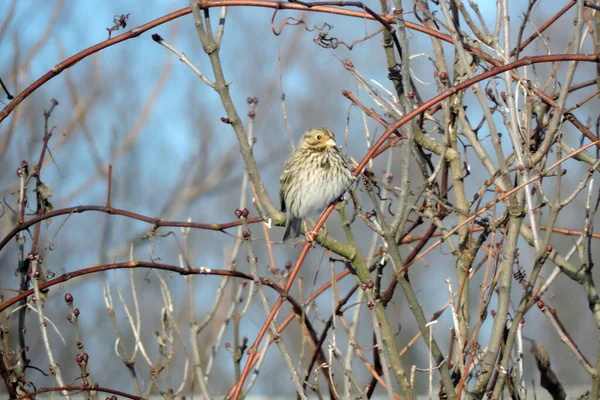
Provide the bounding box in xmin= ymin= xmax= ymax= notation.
xmin=279 ymin=166 xmax=291 ymax=213
xmin=279 ymin=149 xmax=301 ymax=212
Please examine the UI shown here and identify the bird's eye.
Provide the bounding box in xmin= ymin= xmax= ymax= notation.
xmin=316 ymin=135 xmax=322 ymax=140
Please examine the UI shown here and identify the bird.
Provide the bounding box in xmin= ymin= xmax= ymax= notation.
xmin=279 ymin=127 xmax=355 ymax=241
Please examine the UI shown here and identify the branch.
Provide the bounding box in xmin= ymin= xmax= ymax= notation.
xmin=0 ymin=261 xmax=302 ymax=313
xmin=0 ymin=204 xmax=261 ymax=253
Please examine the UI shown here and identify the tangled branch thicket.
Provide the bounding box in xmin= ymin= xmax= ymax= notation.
xmin=2 ymin=0 xmax=600 ymax=399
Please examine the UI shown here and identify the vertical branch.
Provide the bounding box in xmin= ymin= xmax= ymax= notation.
xmin=30 ymin=256 xmax=70 ymax=398
xmin=106 ymin=164 xmax=112 ymax=208
xmin=387 ymin=243 xmax=456 ymax=398
xmin=388 ymin=3 xmax=418 ymax=237
xmin=500 ymin=0 xmax=541 ymax=255
xmin=473 ymin=193 xmax=524 ymax=395
xmin=232 ymin=97 xmax=258 ymax=382
xmin=337 ymin=205 xmax=413 ymax=400
xmin=189 ymin=0 xmax=280 ymax=221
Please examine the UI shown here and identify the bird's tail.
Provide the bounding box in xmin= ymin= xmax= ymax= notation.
xmin=282 ymin=218 xmax=302 ymax=241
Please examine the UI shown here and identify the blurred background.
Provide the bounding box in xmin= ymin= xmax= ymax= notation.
xmin=1 ymin=0 xmax=599 ymax=397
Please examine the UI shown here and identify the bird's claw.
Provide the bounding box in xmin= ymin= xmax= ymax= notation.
xmin=305 ymin=230 xmax=318 ymax=243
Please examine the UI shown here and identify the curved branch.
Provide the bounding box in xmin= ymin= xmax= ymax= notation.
xmin=1 ymin=260 xmax=296 ymax=317
xmin=1 ymin=258 xmax=332 ymax=395
xmin=0 ymin=204 xmax=260 ymax=253
xmin=0 ymin=8 xmax=190 ymax=124
xmin=0 ymin=0 xmax=397 ymax=124
xmin=15 ymin=385 xmax=144 ymax=400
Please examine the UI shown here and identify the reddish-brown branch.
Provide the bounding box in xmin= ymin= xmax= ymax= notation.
xmin=510 ymin=0 xmax=576 ymax=57
xmin=1 ymin=260 xmax=291 ymax=314
xmin=223 ymin=262 xmax=361 ymax=398
xmin=456 ymin=342 xmax=479 ymax=399
xmin=200 ymin=0 xmax=395 ymax=23
xmin=11 ymin=203 xmax=593 ymax=264
xmin=233 ymin=232 xmax=316 ymax=398
xmin=342 ymin=89 xmax=392 ymax=128
xmin=0 ymin=7 xmax=189 ymax=124
xmin=381 ymin=223 xmax=438 ymax=304
xmin=537 ymin=300 xmax=594 ymax=368
xmin=0 ymin=205 xmax=262 ymax=253
xmin=356 ymin=53 xmax=600 ymax=174
xmin=0 ymin=2 xmax=393 ymax=124
xmin=15 ymin=386 xmax=144 ymax=400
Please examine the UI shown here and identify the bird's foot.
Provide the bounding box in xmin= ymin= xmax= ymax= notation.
xmin=305 ymin=230 xmax=318 ymax=243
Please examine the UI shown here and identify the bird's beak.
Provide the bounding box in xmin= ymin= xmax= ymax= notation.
xmin=325 ymin=138 xmax=337 ymax=148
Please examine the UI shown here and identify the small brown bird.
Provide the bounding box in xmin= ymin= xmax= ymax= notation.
xmin=279 ymin=127 xmax=355 ymax=241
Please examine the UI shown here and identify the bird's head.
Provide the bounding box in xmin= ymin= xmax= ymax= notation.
xmin=299 ymin=127 xmax=337 ymax=151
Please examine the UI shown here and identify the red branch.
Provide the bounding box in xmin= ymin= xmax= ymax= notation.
xmin=0 ymin=205 xmax=261 ymax=253
xmin=0 ymin=7 xmax=189 ymax=124
xmin=1 ymin=261 xmax=282 ymax=312
xmin=15 ymin=385 xmax=144 ymax=400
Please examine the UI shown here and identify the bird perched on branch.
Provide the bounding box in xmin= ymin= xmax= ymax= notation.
xmin=279 ymin=127 xmax=355 ymax=241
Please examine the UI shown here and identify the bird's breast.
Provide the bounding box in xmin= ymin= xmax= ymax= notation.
xmin=286 ymin=153 xmax=353 ymax=218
